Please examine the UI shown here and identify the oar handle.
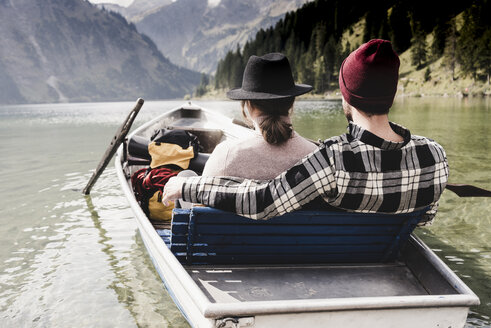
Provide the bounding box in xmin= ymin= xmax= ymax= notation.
xmin=83 ymin=98 xmax=144 ymax=195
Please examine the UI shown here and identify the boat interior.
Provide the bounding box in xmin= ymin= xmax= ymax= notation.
xmin=125 ymin=106 xmax=229 ymax=173
xmin=167 ymin=208 xmax=461 ymax=304
xmin=194 ymin=246 xmax=456 ymax=303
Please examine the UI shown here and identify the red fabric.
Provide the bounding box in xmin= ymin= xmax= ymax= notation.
xmin=131 ymin=167 xmax=179 ymax=203
xmin=339 ymin=39 xmax=400 ymax=114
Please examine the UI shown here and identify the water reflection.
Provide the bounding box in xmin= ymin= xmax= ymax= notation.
xmin=85 ymin=195 xmax=189 ymax=327
xmin=417 ymin=230 xmax=491 ymax=327
xmin=0 ymin=170 xmax=133 ymax=326
xmin=0 ymin=165 xmax=188 ymax=327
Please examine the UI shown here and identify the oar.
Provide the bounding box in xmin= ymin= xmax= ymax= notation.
xmin=445 ymin=183 xmax=491 ymax=197
xmin=83 ymin=98 xmax=144 ymax=195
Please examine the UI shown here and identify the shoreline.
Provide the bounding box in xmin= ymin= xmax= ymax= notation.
xmin=194 ymin=88 xmax=491 ymax=102
xmin=3 ymin=85 xmax=488 ymax=106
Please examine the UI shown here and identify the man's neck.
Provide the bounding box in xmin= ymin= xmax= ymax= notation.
xmin=351 ymin=110 xmax=404 ymax=142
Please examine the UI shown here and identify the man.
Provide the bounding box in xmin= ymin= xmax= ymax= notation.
xmin=163 ymin=39 xmax=448 ymax=225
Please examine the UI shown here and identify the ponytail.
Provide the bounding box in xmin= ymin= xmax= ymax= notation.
xmin=243 ymin=97 xmax=295 ymax=145
xmin=259 ymin=116 xmax=293 ymax=144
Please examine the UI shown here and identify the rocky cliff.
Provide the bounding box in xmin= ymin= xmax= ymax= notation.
xmin=95 ymin=0 xmax=172 ymax=22
xmin=134 ymin=0 xmax=311 ymax=73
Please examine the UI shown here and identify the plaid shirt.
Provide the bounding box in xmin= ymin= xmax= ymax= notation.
xmin=182 ymin=122 xmax=448 ymax=225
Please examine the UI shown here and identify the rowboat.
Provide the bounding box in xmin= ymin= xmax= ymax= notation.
xmin=115 ymin=102 xmax=479 ymax=328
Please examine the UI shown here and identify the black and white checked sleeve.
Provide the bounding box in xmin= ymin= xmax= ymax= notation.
xmin=181 ymin=147 xmax=336 ymax=220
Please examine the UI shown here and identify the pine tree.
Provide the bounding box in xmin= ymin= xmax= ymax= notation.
xmin=388 ymin=1 xmax=412 ymax=53
xmin=215 ymin=59 xmax=224 ymax=89
xmin=324 ymin=36 xmax=339 ymax=90
xmin=442 ymin=18 xmax=458 ymax=81
xmin=313 ymin=55 xmax=327 ymax=92
xmin=411 ymin=22 xmax=427 ymax=69
xmin=457 ymin=2 xmax=482 ymax=79
xmin=363 ymin=7 xmax=389 ymax=42
xmin=195 ymin=73 xmax=209 ymax=97
xmin=297 ymin=50 xmax=314 ymax=87
xmin=431 ymin=19 xmax=448 ymax=59
xmin=363 ymin=10 xmax=375 ymax=42
xmin=235 ymin=46 xmax=244 ymax=87
xmin=378 ymin=11 xmax=390 ymax=41
xmin=477 ymin=29 xmax=491 ymax=84
xmin=311 ymin=23 xmax=327 ymax=92
xmin=465 ymin=0 xmax=491 ymax=82
xmin=424 ymin=67 xmax=431 ymax=81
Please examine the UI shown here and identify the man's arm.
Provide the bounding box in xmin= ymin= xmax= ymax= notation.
xmin=181 ymin=146 xmax=336 ymax=220
xmin=419 ymin=143 xmax=448 ymax=226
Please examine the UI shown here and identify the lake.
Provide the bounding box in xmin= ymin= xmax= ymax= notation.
xmin=0 ymin=98 xmax=489 ymax=327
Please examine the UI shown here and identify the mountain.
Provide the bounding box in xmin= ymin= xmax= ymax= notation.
xmin=0 ymin=0 xmax=200 ymax=104
xmin=134 ymin=0 xmax=311 ymax=73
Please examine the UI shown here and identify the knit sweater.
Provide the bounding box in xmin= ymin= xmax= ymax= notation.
xmin=202 ymin=123 xmax=318 ymax=180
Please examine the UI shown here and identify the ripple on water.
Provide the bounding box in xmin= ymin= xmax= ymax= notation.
xmin=1 ymin=168 xmax=188 ymax=327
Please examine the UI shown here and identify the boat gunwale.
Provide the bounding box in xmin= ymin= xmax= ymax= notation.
xmin=115 ymin=102 xmax=480 ymax=323
xmin=201 ymin=291 xmax=479 ymax=318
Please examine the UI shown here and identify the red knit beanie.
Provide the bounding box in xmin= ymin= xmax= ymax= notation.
xmin=339 ymin=39 xmax=400 ymax=114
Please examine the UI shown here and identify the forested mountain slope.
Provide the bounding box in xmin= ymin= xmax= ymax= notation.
xmin=212 ymin=0 xmax=490 ymax=97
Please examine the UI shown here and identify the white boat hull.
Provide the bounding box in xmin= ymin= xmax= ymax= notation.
xmin=249 ymin=307 xmax=469 ymax=328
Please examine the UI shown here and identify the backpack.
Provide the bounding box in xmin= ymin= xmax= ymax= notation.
xmin=148 ymin=129 xmax=200 ymax=169
xmin=131 ymin=129 xmax=201 ymax=221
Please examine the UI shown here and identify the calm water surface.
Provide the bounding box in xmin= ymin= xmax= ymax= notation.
xmin=0 ymin=98 xmax=489 ymax=327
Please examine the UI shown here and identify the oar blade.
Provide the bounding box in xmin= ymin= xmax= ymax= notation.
xmin=446 ymin=183 xmax=491 ymax=197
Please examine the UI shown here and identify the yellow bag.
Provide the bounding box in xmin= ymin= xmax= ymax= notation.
xmin=147 ymin=190 xmax=174 ymax=221
xmin=148 ymin=142 xmax=195 ymax=169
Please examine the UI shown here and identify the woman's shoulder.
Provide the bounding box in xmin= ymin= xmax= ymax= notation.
xmin=201 ymin=140 xmax=232 ymax=176
xmin=291 ymin=132 xmax=319 ymax=151
xmin=223 ymin=133 xmax=268 ymax=152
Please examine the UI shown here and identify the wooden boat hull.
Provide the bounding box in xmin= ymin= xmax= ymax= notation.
xmin=115 ymin=103 xmax=479 ymax=328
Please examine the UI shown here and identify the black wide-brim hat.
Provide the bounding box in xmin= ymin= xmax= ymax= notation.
xmin=226 ymin=53 xmax=313 ymax=100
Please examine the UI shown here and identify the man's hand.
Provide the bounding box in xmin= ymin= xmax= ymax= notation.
xmin=162 ymin=177 xmax=184 ymax=206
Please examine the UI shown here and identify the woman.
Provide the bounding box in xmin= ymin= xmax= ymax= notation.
xmin=202 ymin=53 xmax=318 ymax=179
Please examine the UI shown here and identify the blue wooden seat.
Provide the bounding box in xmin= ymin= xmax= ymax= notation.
xmin=166 ymin=207 xmax=424 ymax=265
